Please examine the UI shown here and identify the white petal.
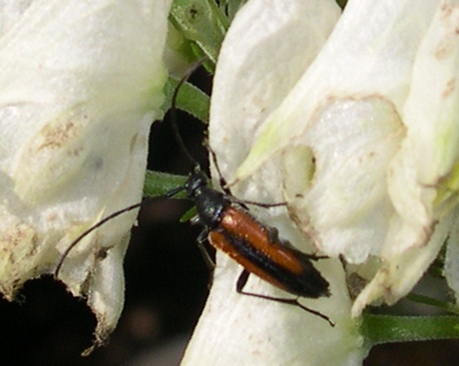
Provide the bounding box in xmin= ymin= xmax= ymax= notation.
xmin=209 ymin=0 xmax=341 ymax=189
xmin=235 ymin=0 xmax=440 ymax=182
xmin=0 ymin=0 xmax=171 ymax=344
xmin=354 ymin=0 xmax=459 ymax=314
xmin=87 ymin=234 xmax=129 ymax=352
xmin=287 ymin=96 xmax=403 ymax=262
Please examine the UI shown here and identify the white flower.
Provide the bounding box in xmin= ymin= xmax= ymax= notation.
xmin=0 ymin=0 xmax=171 ymax=347
xmin=183 ymin=1 xmax=363 ymax=365
xmin=182 ymin=0 xmax=459 ymax=365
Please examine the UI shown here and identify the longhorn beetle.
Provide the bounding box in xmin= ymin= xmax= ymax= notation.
xmin=54 ymin=67 xmax=334 ymax=326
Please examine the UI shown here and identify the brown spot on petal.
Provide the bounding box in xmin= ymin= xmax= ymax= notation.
xmin=435 ymin=4 xmax=459 ymax=59
xmin=441 ymin=2 xmax=453 ymax=19
xmin=0 ymin=223 xmax=36 ymax=250
xmin=435 ymin=35 xmax=457 ymax=59
xmin=442 ymin=78 xmax=456 ymax=98
xmin=0 ymin=222 xmax=37 ymax=298
xmin=36 ymin=120 xmax=79 ymax=150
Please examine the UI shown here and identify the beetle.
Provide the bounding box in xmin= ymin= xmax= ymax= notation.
xmin=55 ymin=67 xmax=333 ymax=326
xmin=185 ymin=162 xmax=332 ymax=325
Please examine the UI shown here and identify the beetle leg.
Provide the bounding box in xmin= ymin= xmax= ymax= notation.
xmin=235 ymin=269 xmax=334 ymax=327
xmin=196 ymin=229 xmax=214 ymax=270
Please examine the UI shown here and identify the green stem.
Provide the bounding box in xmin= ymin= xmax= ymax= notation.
xmin=361 ymin=314 xmax=459 ymax=347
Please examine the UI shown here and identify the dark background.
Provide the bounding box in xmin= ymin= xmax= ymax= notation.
xmin=1 ymin=70 xmax=459 ymax=365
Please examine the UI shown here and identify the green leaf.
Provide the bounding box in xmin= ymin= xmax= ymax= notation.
xmin=180 ymin=206 xmax=198 ymax=223
xmin=170 ymin=0 xmax=228 ymax=65
xmin=162 ymin=77 xmax=210 ymax=124
xmin=143 ymin=170 xmax=187 ymax=199
xmin=407 ymin=293 xmax=459 ymax=316
xmin=143 ymin=171 xmax=198 ymax=224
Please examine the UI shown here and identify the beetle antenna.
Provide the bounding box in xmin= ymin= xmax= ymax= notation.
xmin=54 ymin=183 xmax=188 ymax=278
xmin=170 ymin=60 xmax=205 ymax=169
xmin=54 ymin=202 xmax=142 ymax=278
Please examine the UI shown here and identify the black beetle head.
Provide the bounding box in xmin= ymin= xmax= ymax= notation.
xmin=185 ymin=167 xmax=209 ymax=199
